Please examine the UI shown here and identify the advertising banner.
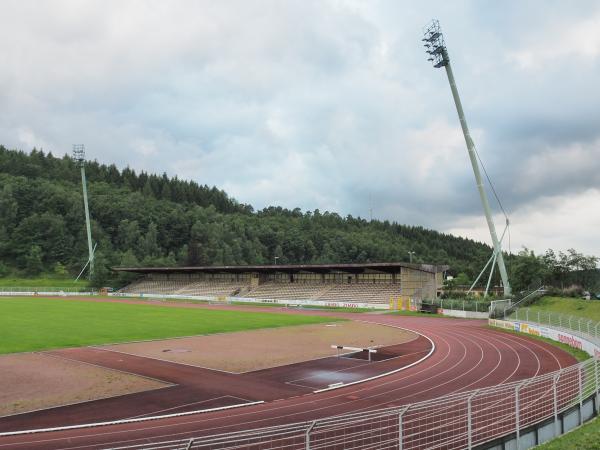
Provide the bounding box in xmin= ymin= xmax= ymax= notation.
xmin=490 ymin=318 xmax=600 ymax=357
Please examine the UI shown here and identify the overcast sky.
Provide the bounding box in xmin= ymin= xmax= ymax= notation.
xmin=1 ymin=0 xmax=600 ymax=256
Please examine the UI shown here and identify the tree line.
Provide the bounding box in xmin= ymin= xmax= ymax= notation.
xmin=0 ymin=146 xmax=597 ymax=292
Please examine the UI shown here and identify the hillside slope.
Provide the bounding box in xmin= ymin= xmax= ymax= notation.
xmin=0 ymin=146 xmax=497 ymax=286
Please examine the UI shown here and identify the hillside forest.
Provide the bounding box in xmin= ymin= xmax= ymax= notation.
xmin=0 ymin=147 xmax=597 ymax=292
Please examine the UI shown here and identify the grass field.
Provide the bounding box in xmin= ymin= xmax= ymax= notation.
xmin=0 ymin=297 xmax=339 ymax=354
xmin=488 ymin=326 xmax=590 ymax=362
xmin=537 ymin=416 xmax=600 ymax=449
xmin=0 ymin=276 xmax=89 ymax=289
xmin=525 ymin=296 xmax=600 ymax=322
xmin=509 ymin=295 xmax=600 ymax=449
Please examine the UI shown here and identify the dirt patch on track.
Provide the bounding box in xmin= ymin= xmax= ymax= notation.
xmin=0 ymin=353 xmax=167 ymax=417
xmin=101 ymin=321 xmax=417 ymax=373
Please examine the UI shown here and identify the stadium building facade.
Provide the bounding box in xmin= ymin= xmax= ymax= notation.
xmin=114 ymin=262 xmax=448 ymax=308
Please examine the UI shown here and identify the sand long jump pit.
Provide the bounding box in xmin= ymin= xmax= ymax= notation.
xmin=0 ymin=353 xmax=168 ymax=417
xmin=99 ymin=321 xmax=418 ymax=373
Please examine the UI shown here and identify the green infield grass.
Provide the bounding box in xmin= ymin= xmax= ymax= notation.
xmin=0 ymin=297 xmax=339 ymax=354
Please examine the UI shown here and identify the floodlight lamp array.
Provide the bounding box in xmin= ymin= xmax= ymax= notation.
xmin=73 ymin=144 xmax=85 ymax=166
xmin=423 ymin=20 xmax=449 ymax=68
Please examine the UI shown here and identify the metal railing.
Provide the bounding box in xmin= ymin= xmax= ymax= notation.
xmin=509 ymin=308 xmax=600 ymax=342
xmin=424 ymin=298 xmax=492 ymax=313
xmin=493 ymin=287 xmax=545 ymax=319
xmin=110 ymin=316 xmax=600 ymax=450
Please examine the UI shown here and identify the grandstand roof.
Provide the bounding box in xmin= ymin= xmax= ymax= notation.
xmin=113 ymin=262 xmax=448 ymax=275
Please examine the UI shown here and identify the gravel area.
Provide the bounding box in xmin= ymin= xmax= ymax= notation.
xmin=102 ymin=321 xmax=417 ymax=373
xmin=0 ymin=353 xmax=167 ymax=417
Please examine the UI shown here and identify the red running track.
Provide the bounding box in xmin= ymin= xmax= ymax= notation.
xmin=0 ymin=307 xmax=577 ymax=450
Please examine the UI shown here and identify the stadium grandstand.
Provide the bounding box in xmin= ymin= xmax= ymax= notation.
xmin=114 ymin=262 xmax=447 ymax=308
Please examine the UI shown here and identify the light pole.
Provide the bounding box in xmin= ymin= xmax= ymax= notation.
xmin=408 ymin=251 xmax=416 ymax=263
xmin=73 ymin=144 xmax=94 ymax=279
xmin=422 ymin=20 xmax=511 ymax=297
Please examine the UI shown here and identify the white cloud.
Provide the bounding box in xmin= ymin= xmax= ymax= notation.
xmin=506 ymin=10 xmax=600 ymax=70
xmin=1 ymin=1 xmax=600 ymax=256
xmin=447 ymin=189 xmax=600 ymax=256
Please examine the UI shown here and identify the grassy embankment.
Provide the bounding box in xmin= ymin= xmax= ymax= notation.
xmin=0 ymin=297 xmax=339 ymax=354
xmin=537 ymin=416 xmax=600 ymax=449
xmin=489 ymin=326 xmax=590 ymax=362
xmin=517 ymin=296 xmax=600 ymax=322
xmin=509 ymin=295 xmax=600 ymax=449
xmin=0 ymin=276 xmax=89 ymax=290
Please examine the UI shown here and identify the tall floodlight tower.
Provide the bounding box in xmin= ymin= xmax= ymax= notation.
xmin=73 ymin=144 xmax=94 ymax=278
xmin=423 ymin=20 xmax=511 ymax=296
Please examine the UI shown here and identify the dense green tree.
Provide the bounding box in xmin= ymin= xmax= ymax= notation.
xmin=0 ymin=146 xmax=597 ymax=290
xmin=24 ymin=245 xmax=43 ymax=275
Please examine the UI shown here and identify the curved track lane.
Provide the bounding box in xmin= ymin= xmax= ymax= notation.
xmin=0 ymin=310 xmax=576 ymax=450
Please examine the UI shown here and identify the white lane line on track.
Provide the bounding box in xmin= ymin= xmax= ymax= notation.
xmin=124 ymin=396 xmax=254 ymax=420
xmin=0 ymin=401 xmax=265 ymax=438
xmin=420 ymin=323 xmax=578 ymax=449
xmin=0 ymin=318 xmax=460 ymax=449
xmin=433 ymin=328 xmax=570 ymax=449
xmin=3 ymin=317 xmax=570 ymax=450
xmin=0 ymin=319 xmax=460 ymax=449
xmin=79 ymin=318 xmax=576 ymax=448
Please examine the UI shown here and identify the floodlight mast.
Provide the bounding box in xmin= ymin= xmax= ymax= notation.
xmin=73 ymin=145 xmax=94 ymax=279
xmin=423 ymin=20 xmax=511 ymax=297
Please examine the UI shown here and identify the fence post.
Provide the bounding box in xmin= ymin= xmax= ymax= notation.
xmin=595 ymin=358 xmax=599 ymax=415
xmin=579 ymin=318 xmax=582 ymax=334
xmin=185 ymin=438 xmax=194 ymax=450
xmin=526 ymin=309 xmax=529 ymax=322
xmin=399 ymin=406 xmax=409 ymax=450
xmin=515 ymin=383 xmax=522 ymax=448
xmin=578 ymin=366 xmax=584 ymax=425
xmin=537 ymin=310 xmax=540 ymax=323
xmin=463 ymin=300 xmax=465 ymax=311
xmin=467 ymin=390 xmax=478 ymax=449
xmin=553 ymin=373 xmax=560 ymax=437
xmin=305 ymin=420 xmax=317 ymax=450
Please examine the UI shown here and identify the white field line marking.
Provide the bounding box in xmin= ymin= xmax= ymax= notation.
xmin=40 ymin=350 xmax=175 ymax=385
xmin=94 ymin=321 xmax=407 ymax=375
xmin=92 ymin=347 xmax=241 ymax=375
xmin=92 ymin=319 xmax=345 ymax=350
xmin=0 ymin=319 xmax=446 ymax=448
xmin=0 ymin=353 xmax=175 ymax=421
xmin=125 ymin=395 xmax=254 ymax=419
xmin=0 ymin=401 xmax=264 ymax=437
xmin=286 ymin=349 xmax=430 ymax=386
xmin=313 ymin=322 xmax=435 ymax=393
xmin=0 ymin=320 xmax=456 ymax=449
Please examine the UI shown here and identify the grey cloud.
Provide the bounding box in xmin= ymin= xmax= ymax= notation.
xmin=1 ymin=0 xmax=600 ymax=254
